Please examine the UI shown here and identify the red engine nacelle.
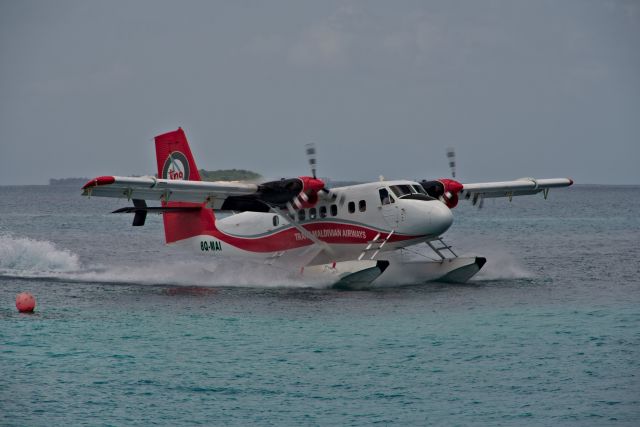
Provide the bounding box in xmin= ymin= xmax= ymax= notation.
xmin=439 ymin=178 xmax=463 ymax=208
xmin=420 ymin=178 xmax=463 ymax=208
xmin=295 ymin=176 xmax=325 ymax=209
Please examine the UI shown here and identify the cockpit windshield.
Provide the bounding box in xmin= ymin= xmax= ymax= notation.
xmin=389 ymin=185 xmax=415 ymax=198
xmin=412 ymin=184 xmax=427 ymax=195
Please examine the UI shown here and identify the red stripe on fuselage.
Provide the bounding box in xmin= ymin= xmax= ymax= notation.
xmin=188 ymin=220 xmax=425 ymax=253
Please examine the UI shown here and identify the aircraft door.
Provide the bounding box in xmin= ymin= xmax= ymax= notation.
xmin=378 ymin=188 xmax=399 ymax=229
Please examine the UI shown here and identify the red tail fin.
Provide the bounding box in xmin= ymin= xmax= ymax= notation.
xmin=154 ymin=128 xmax=215 ymax=244
xmin=155 ymin=127 xmax=202 ymax=181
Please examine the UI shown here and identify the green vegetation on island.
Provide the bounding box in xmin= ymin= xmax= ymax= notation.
xmin=199 ymin=169 xmax=261 ymax=181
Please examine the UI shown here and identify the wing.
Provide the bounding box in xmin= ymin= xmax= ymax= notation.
xmin=81 ymin=175 xmax=326 ymax=212
xmin=460 ymin=177 xmax=573 ymax=201
xmin=81 ymin=175 xmax=260 ymax=209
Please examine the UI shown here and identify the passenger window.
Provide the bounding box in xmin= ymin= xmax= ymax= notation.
xmin=348 ymin=201 xmax=355 ymax=214
xmin=330 ymin=204 xmax=338 ymax=216
xmin=379 ymin=188 xmax=391 ymax=205
xmin=298 ymin=209 xmax=306 ymax=221
xmin=309 ymin=207 xmax=317 ymax=219
xmin=359 ymin=200 xmax=366 ymax=212
xmin=319 ymin=206 xmax=327 ymax=218
xmin=272 ymin=215 xmax=279 ymax=227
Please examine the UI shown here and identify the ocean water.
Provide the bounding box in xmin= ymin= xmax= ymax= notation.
xmin=1 ymin=184 xmax=638 ymax=426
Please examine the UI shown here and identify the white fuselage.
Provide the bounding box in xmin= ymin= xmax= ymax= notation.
xmin=174 ymin=180 xmax=454 ymax=266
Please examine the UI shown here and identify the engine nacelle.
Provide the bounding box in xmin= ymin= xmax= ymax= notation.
xmin=295 ymin=176 xmax=324 ymax=209
xmin=419 ymin=179 xmax=463 ymax=208
xmin=258 ymin=178 xmax=303 ymax=205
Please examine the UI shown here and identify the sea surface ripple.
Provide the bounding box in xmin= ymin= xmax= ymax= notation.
xmin=1 ymin=185 xmax=639 ymax=426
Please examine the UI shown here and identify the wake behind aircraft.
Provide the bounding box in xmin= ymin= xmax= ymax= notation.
xmin=82 ymin=128 xmax=573 ymax=288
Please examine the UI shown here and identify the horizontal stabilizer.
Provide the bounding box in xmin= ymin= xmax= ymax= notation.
xmin=111 ymin=206 xmax=202 ymax=214
xmin=112 ymin=199 xmax=201 ymax=227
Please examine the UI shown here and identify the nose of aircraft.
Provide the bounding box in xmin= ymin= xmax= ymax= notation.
xmin=427 ymin=200 xmax=453 ymax=236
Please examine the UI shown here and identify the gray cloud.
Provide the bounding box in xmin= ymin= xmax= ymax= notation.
xmin=0 ymin=0 xmax=638 ymax=185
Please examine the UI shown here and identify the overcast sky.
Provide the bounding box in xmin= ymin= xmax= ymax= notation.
xmin=1 ymin=0 xmax=638 ymax=185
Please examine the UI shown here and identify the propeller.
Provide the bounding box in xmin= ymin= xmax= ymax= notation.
xmin=418 ymin=147 xmax=464 ymax=208
xmin=446 ymin=148 xmax=485 ymax=208
xmin=259 ymin=143 xmax=338 ymax=256
xmin=446 ymin=148 xmax=484 ymax=209
xmin=252 ymin=143 xmax=344 ymax=216
xmin=304 ymin=143 xmax=345 ymax=207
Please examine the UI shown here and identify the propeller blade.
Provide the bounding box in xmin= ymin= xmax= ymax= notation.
xmin=320 ymin=187 xmax=345 ymax=207
xmin=319 ymin=187 xmax=335 ymax=201
xmin=286 ymin=201 xmax=297 ymax=217
xmin=446 ymin=148 xmax=456 ymax=178
xmin=305 ymin=143 xmax=317 ymax=179
xmin=304 ymin=143 xmax=344 ymax=206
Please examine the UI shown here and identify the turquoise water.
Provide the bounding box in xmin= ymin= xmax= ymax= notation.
xmin=1 ymin=185 xmax=639 ymax=426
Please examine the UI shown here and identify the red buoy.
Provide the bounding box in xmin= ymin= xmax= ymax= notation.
xmin=16 ymin=292 xmax=36 ymax=313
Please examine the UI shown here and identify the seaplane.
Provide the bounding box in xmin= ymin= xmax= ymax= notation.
xmin=81 ymin=128 xmax=573 ymax=288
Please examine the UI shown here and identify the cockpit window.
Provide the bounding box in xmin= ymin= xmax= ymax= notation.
xmin=379 ymin=188 xmax=391 ymax=205
xmin=389 ymin=185 xmax=414 ymax=198
xmin=412 ymin=184 xmax=427 ymax=195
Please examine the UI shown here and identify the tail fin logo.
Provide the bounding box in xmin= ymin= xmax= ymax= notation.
xmin=162 ymin=151 xmax=190 ymax=180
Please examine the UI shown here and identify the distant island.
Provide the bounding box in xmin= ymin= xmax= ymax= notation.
xmin=50 ymin=169 xmax=262 ymax=186
xmin=198 ymin=169 xmax=261 ymax=181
